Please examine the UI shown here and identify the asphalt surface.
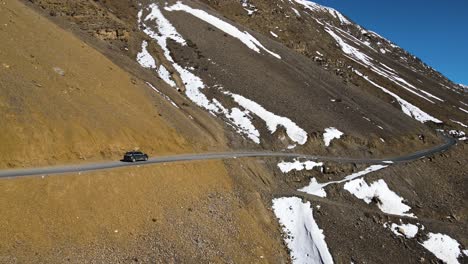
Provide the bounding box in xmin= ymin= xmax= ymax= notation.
xmin=0 ymin=136 xmax=457 ymax=179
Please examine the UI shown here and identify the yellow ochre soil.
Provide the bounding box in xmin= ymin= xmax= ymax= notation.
xmin=0 ymin=161 xmax=287 ymax=263
xmin=0 ymin=0 xmax=194 ymax=168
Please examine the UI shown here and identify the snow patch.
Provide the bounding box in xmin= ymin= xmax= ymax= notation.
xmin=145 ymin=82 xmax=179 ymax=108
xmin=278 ymin=160 xmax=323 ymax=173
xmin=354 ymin=71 xmax=442 ymax=124
xmin=157 ymin=65 xmax=177 ymax=87
xmin=136 ymin=41 xmax=157 ymax=69
xmin=344 ymin=178 xmax=416 ymax=217
xmin=165 ymin=2 xmax=281 ymax=59
xmin=225 ymin=107 xmax=260 ymax=143
xmin=299 ymin=178 xmax=327 ymax=198
xmin=293 ymin=0 xmax=350 ymax=25
xmin=388 ymin=222 xmax=418 ymax=238
xmin=323 ymin=127 xmax=343 ymax=147
xmin=459 ymin=107 xmax=468 ymax=114
xmin=450 ymin=120 xmax=467 ymax=128
xmin=325 ymin=28 xmax=372 ymax=66
xmin=421 ymin=233 xmax=462 ymax=264
xmin=272 ymin=197 xmax=334 ymax=264
xmin=229 ymin=93 xmax=308 ymax=145
xmin=299 ymin=165 xmax=387 ymax=197
xmin=138 ymin=3 xmax=305 ymax=145
xmin=448 ymin=130 xmax=466 ymax=141
xmin=326 ymin=27 xmax=443 ymax=104
xmin=291 ymin=7 xmax=301 ymax=17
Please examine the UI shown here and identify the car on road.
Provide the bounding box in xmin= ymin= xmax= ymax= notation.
xmin=123 ymin=151 xmax=149 ymax=162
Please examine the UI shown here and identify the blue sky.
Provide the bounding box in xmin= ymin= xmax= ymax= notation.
xmin=312 ymin=0 xmax=468 ymax=85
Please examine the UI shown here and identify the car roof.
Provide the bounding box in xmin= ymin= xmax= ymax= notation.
xmin=126 ymin=151 xmax=143 ymax=154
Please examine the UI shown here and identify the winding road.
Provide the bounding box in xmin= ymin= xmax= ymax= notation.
xmin=0 ymin=136 xmax=457 ymax=179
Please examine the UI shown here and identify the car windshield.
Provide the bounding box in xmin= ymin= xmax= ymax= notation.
xmin=126 ymin=151 xmax=143 ymax=155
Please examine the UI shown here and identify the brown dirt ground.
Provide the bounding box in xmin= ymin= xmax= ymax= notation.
xmin=0 ymin=0 xmax=227 ymax=169
xmin=0 ymin=160 xmax=288 ymax=263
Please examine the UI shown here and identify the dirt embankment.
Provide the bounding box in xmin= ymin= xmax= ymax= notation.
xmin=0 ymin=1 xmax=288 ymax=263
xmin=0 ymin=160 xmax=288 ymax=263
xmin=0 ymin=0 xmax=229 ymax=169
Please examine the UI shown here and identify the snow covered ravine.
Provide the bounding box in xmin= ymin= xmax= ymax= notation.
xmin=272 ymin=197 xmax=334 ymax=264
xmin=137 ymin=2 xmax=307 ymax=145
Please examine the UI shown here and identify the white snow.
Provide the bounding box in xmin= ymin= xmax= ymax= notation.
xmin=272 ymin=197 xmax=334 ymax=264
xmin=140 ymin=2 xmax=350 ymax=147
xmin=241 ymin=0 xmax=257 ymax=15
xmin=229 ymin=93 xmax=308 ymax=145
xmin=225 ymin=107 xmax=260 ymax=143
xmin=325 ymin=28 xmax=373 ymax=66
xmin=165 ymin=2 xmax=281 ymax=59
xmin=136 ymin=41 xmax=157 ymax=69
xmin=344 ymin=178 xmax=416 ymax=217
xmin=325 ymin=27 xmax=443 ymax=104
xmin=299 ymin=165 xmax=387 ymax=197
xmin=463 ymin=250 xmax=468 ymax=256
xmin=354 ymin=71 xmax=442 ymax=124
xmin=388 ymin=222 xmax=419 ymax=238
xmin=139 ymin=3 xmax=218 ymax=112
xmin=448 ymin=130 xmax=466 ymax=141
xmin=270 ymin=31 xmax=279 ymax=38
xmin=173 ymin=63 xmax=220 ymax=112
xmin=291 ymin=7 xmax=301 ymax=17
xmin=137 ymin=41 xmax=177 ymax=87
xmin=299 ymin=178 xmax=327 ymax=197
xmin=139 ymin=4 xmax=186 ymax=63
xmin=145 ymin=82 xmax=179 ymax=108
xmin=421 ymin=233 xmax=462 ymax=264
xmin=278 ymin=160 xmax=323 ymax=173
xmin=450 ymin=120 xmax=467 ymax=128
xmin=323 ymin=127 xmax=343 ymax=147
xmin=459 ymin=107 xmax=468 ymax=114
xmin=138 ymin=3 xmax=308 ymax=145
xmin=293 ymin=0 xmax=350 ymax=25
xmin=157 ymin=65 xmax=177 ymax=87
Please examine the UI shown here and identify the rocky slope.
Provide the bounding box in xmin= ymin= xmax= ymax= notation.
xmin=1 ymin=0 xmax=467 ymax=263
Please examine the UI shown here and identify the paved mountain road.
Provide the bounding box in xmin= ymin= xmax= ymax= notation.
xmin=0 ymin=136 xmax=457 ymax=179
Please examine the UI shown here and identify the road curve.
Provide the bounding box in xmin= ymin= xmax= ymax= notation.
xmin=0 ymin=135 xmax=457 ymax=179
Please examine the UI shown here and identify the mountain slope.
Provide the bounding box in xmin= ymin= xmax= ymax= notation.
xmin=199 ymin=0 xmax=467 ymax=130
xmin=2 ymin=0 xmax=467 ymax=263
xmin=0 ymin=0 xmax=236 ymax=168
xmin=0 ymin=1 xmax=288 ymax=262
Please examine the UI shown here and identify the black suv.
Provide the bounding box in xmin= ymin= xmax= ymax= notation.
xmin=123 ymin=151 xmax=149 ymax=162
